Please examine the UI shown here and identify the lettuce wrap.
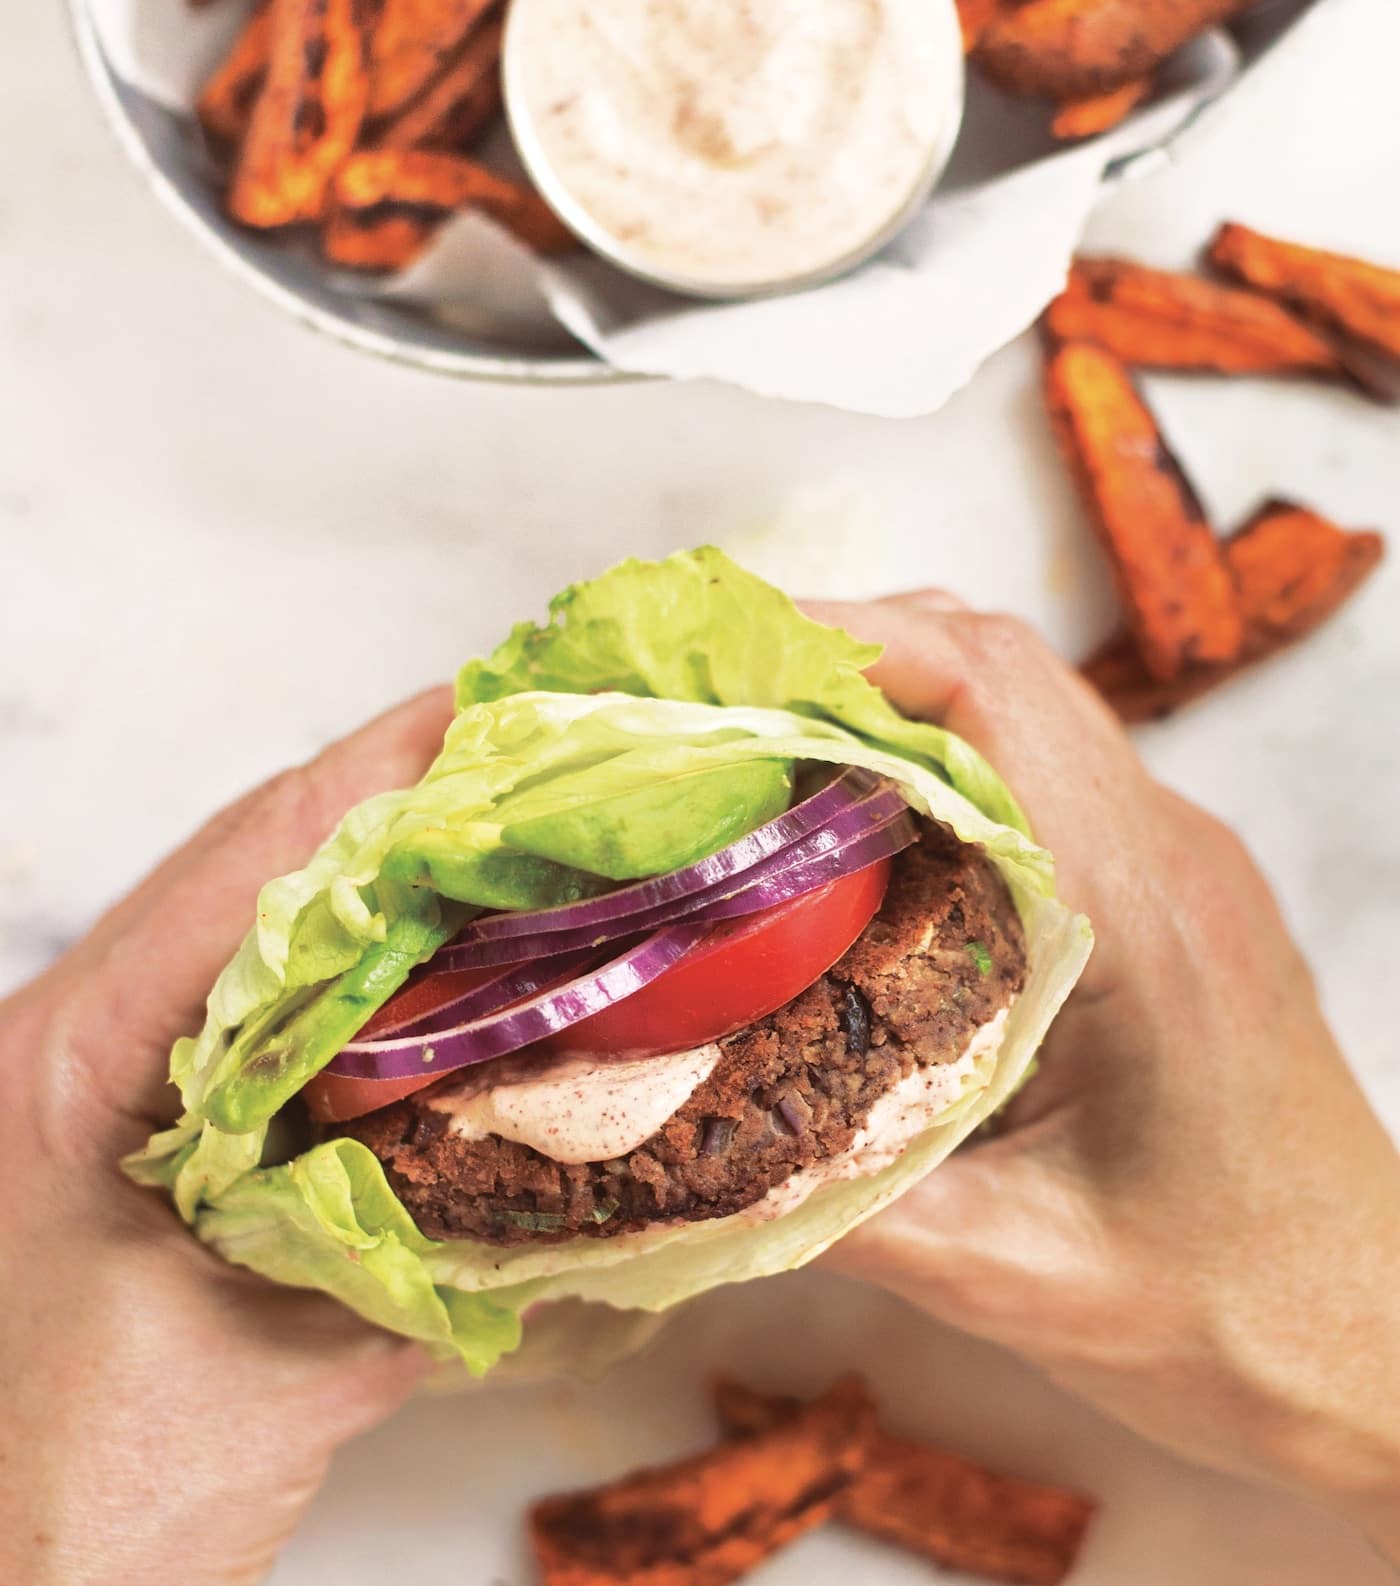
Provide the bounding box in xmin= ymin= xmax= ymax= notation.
xmin=126 ymin=549 xmax=1092 ymax=1376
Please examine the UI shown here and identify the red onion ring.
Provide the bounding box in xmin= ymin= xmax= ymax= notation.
xmin=320 ymin=773 xmax=919 ymax=1086
xmin=326 ymin=923 xmax=712 ymax=1082
xmin=437 ymin=806 xmax=917 ymax=968
xmin=325 ymin=815 xmax=917 ymax=1083
xmin=438 ymin=778 xmax=905 ymax=963
xmin=452 ymin=767 xmax=880 ymax=944
xmin=367 ymin=948 xmax=604 ymax=1041
xmin=670 ymin=816 xmax=917 ymax=924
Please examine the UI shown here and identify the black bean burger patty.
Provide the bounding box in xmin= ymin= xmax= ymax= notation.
xmin=340 ymin=821 xmax=1026 ymax=1246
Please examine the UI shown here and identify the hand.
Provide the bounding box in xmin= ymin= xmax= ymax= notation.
xmin=806 ymin=594 xmax=1400 ymax=1563
xmin=0 ymin=690 xmax=455 ymax=1586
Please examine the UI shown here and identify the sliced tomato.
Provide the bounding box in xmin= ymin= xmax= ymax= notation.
xmin=303 ymin=964 xmax=507 ymax=1124
xmin=302 ymin=858 xmax=891 ymax=1123
xmin=541 ymin=857 xmax=891 ymax=1060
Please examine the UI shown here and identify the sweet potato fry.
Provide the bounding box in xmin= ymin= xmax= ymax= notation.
xmin=956 ymin=0 xmax=1013 ymax=51
xmin=529 ymin=1377 xmax=876 ymax=1586
xmin=228 ymin=0 xmax=370 ymax=228
xmin=715 ymin=1380 xmax=1095 ymax=1586
xmin=376 ymin=14 xmax=502 ymax=151
xmin=1049 ymin=76 xmax=1151 ymax=139
xmin=196 ymin=3 xmax=272 ymax=147
xmin=367 ymin=0 xmax=497 ymax=120
xmin=1084 ymin=500 xmax=1385 ymax=721
xmin=1207 ymin=223 xmax=1400 ymax=362
xmin=1043 ymin=257 xmax=1356 ymax=382
xmin=974 ymin=0 xmax=1252 ymax=99
xmin=1043 ymin=339 xmax=1243 ymax=679
xmin=321 ymin=148 xmax=574 ymax=269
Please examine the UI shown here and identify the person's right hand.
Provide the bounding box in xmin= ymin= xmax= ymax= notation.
xmin=806 ymin=593 xmax=1400 ymax=1563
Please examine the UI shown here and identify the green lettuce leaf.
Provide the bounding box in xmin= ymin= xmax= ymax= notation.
xmin=128 ymin=549 xmax=1092 ymax=1377
xmin=199 ymin=1139 xmax=536 ymax=1373
xmin=459 ymin=545 xmax=1029 ymax=836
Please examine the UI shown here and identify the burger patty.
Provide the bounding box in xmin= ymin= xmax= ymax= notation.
xmin=340 ymin=821 xmax=1027 ymax=1246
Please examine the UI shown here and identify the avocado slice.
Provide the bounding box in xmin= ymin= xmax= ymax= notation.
xmin=203 ymin=902 xmax=462 ymax=1134
xmin=500 ymin=758 xmax=793 ymax=881
xmin=381 ymin=830 xmax=612 ymax=911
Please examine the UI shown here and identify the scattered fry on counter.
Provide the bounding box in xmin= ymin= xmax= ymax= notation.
xmin=1041 ymin=223 xmax=1394 ymax=721
xmin=973 ymin=0 xmax=1255 ymax=99
xmin=366 ymin=0 xmax=499 ymax=120
xmin=1207 ymin=222 xmax=1400 ymax=362
xmin=528 ymin=1377 xmax=876 ymax=1586
xmin=377 ymin=14 xmax=503 ymax=150
xmin=195 ymin=2 xmax=271 ymax=148
xmin=1042 ymin=257 xmax=1362 ymax=384
xmin=527 ymin=1375 xmax=1096 ymax=1586
xmin=1083 ymin=500 xmax=1386 ymax=721
xmin=227 ymin=0 xmax=370 ymax=228
xmin=1049 ymin=76 xmax=1152 ymax=139
xmin=322 ymin=148 xmax=576 ymax=270
xmin=1043 ymin=339 xmax=1244 ymax=680
xmin=714 ymin=1379 xmax=1097 ymax=1586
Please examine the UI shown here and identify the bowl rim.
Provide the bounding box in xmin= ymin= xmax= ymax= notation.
xmin=65 ymin=0 xmax=633 ymax=387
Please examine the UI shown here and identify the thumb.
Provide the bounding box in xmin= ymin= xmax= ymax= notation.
xmin=214 ymin=1270 xmax=433 ymax=1441
xmin=30 ymin=688 xmax=454 ymax=1133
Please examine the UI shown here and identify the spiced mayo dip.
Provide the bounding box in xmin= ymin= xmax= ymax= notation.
xmin=504 ymin=0 xmax=965 ymax=296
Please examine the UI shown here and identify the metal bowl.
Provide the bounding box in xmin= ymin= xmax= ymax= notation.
xmin=67 ymin=0 xmax=620 ymax=385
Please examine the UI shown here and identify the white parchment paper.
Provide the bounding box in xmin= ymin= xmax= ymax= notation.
xmin=89 ymin=0 xmax=1242 ymax=413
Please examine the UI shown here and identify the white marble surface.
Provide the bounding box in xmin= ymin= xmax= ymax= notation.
xmin=2 ymin=2 xmax=1398 ymax=1583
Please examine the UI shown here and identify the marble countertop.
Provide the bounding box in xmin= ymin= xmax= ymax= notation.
xmin=2 ymin=2 xmax=1396 ymax=1582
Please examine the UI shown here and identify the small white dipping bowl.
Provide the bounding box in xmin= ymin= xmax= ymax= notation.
xmin=504 ymin=0 xmax=967 ymax=300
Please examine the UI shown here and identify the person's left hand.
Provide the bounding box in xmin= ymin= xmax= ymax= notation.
xmin=0 ymin=690 xmax=456 ymax=1586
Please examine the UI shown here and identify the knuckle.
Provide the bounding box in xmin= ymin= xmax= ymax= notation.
xmin=1181 ymin=801 xmax=1252 ymax=872
xmin=252 ymin=758 xmax=345 ymax=851
xmin=962 ymin=610 xmax=1045 ymax=664
xmin=1164 ymin=796 xmax=1272 ymax=916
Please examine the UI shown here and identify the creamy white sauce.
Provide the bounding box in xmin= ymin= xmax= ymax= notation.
xmin=506 ymin=0 xmax=960 ymax=292
xmin=429 ymin=1043 xmax=722 ymax=1164
xmin=737 ymin=1003 xmax=1012 ymax=1223
xmin=425 ymin=997 xmax=1011 ymax=1204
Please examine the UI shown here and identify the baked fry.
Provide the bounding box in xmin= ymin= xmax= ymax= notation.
xmin=1043 ymin=339 xmax=1243 ymax=680
xmin=1043 ymin=257 xmax=1355 ymax=381
xmin=322 ymin=148 xmax=575 ymax=269
xmin=529 ymin=1377 xmax=875 ymax=1586
xmin=367 ymin=0 xmax=498 ymax=120
xmin=715 ymin=1380 xmax=1095 ymax=1586
xmin=956 ymin=0 xmax=1012 ymax=51
xmin=228 ymin=0 xmax=370 ymax=228
xmin=377 ymin=15 xmax=502 ymax=151
xmin=975 ymin=0 xmax=1251 ymax=99
xmin=1084 ymin=500 xmax=1385 ymax=721
xmin=1207 ymin=222 xmax=1400 ymax=362
xmin=196 ymin=3 xmax=272 ymax=147
xmin=1049 ymin=76 xmax=1151 ymax=139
